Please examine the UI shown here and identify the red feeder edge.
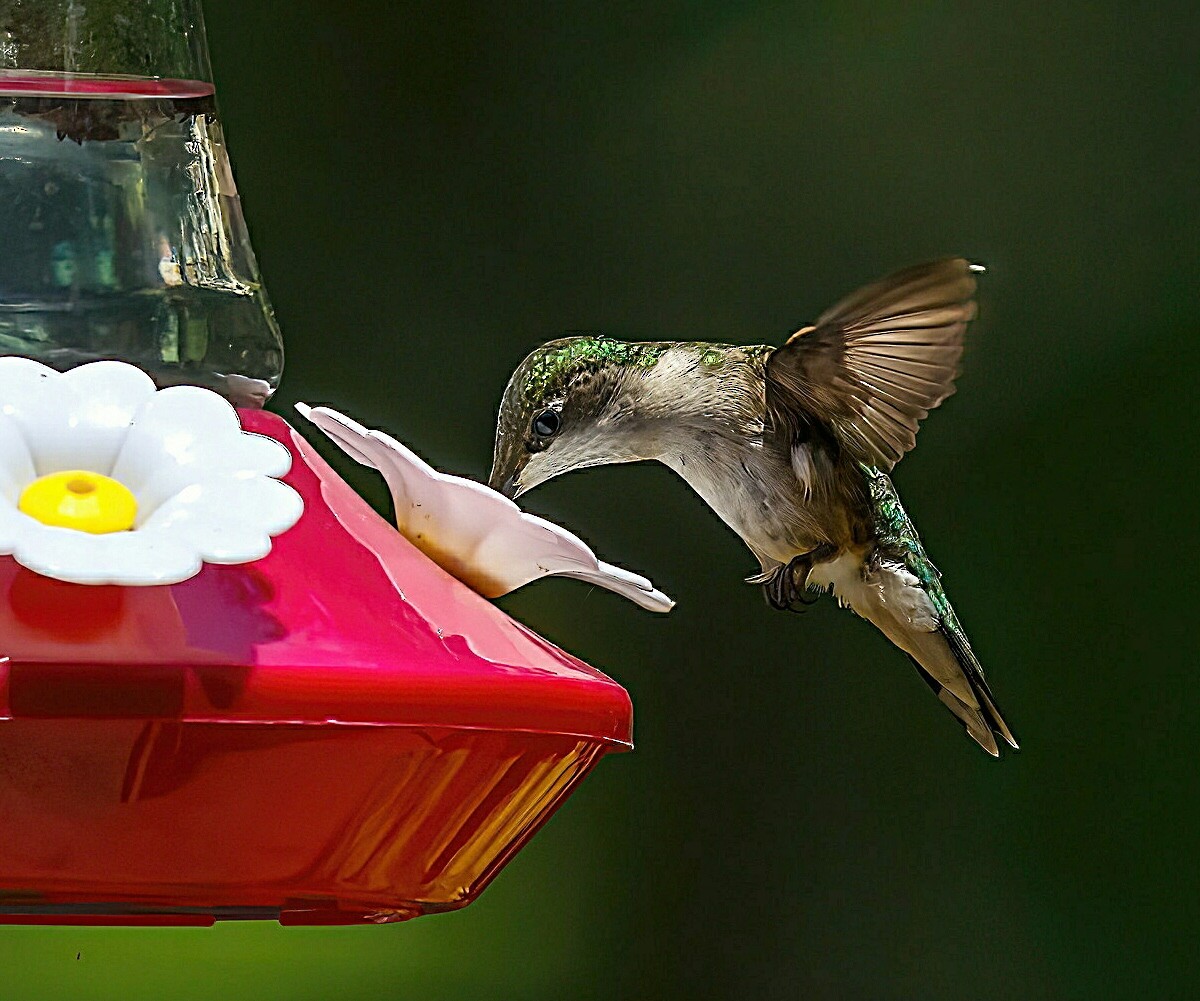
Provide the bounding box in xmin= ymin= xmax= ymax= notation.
xmin=0 ymin=410 xmax=633 ymax=925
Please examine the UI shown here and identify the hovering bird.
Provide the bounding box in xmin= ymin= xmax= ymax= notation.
xmin=489 ymin=258 xmax=1017 ymax=756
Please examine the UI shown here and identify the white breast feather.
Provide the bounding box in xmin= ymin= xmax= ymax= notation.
xmin=807 ymin=554 xmax=939 ymax=632
xmin=870 ymin=560 xmax=940 ymax=631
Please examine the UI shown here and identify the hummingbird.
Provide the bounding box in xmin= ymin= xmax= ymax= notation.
xmin=488 ymin=259 xmax=1016 ymax=756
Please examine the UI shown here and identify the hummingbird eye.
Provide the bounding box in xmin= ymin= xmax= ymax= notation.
xmin=532 ymin=409 xmax=562 ymax=439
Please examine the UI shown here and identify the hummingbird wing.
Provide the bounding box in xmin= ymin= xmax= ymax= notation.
xmin=765 ymin=258 xmax=980 ymax=471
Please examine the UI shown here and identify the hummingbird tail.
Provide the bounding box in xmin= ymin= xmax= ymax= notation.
xmin=847 ymin=466 xmax=1018 ymax=756
xmin=901 ymin=623 xmax=1018 ymax=757
xmin=806 ymin=549 xmax=1018 ymax=757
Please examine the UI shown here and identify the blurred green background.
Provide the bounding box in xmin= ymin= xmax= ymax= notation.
xmin=2 ymin=0 xmax=1196 ymax=997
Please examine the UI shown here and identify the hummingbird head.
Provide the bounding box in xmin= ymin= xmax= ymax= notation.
xmin=489 ymin=335 xmax=669 ymax=498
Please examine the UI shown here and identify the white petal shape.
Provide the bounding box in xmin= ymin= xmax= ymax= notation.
xmin=297 ymin=403 xmax=674 ymax=613
xmin=0 ymin=358 xmax=302 ymax=585
xmin=0 ymin=415 xmax=35 ymax=504
xmin=61 ymin=361 xmax=158 ymax=472
xmin=0 ymin=357 xmax=82 ymax=476
xmin=0 ymin=358 xmax=157 ymax=475
xmin=113 ymin=385 xmax=293 ymax=519
xmin=0 ymin=499 xmax=28 ymax=550
xmin=12 ymin=520 xmax=201 ymax=586
xmin=140 ymin=477 xmax=304 ymax=562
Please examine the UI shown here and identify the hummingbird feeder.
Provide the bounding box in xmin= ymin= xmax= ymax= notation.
xmin=0 ymin=1 xmax=657 ymax=925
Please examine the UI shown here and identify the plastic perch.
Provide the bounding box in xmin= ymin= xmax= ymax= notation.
xmin=296 ymin=403 xmax=674 ymax=613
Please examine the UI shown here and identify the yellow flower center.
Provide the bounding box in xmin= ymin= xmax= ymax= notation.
xmin=18 ymin=470 xmax=138 ymax=534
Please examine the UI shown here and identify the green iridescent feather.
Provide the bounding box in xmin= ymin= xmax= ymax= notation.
xmin=861 ymin=464 xmax=975 ymax=656
xmin=519 ymin=336 xmax=669 ymax=404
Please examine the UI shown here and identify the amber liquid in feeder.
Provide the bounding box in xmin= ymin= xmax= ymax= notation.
xmin=0 ymin=74 xmax=283 ymax=406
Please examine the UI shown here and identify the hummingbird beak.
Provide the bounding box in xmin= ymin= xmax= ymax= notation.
xmin=492 ymin=471 xmax=521 ymax=499
xmin=488 ymin=437 xmax=527 ymax=499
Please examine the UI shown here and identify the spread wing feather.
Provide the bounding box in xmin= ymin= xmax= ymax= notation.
xmin=766 ymin=258 xmax=981 ymax=470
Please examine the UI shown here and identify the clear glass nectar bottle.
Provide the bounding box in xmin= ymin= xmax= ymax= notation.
xmin=0 ymin=0 xmax=283 ymax=406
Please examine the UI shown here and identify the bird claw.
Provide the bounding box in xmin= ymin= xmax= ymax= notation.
xmin=762 ymin=544 xmax=837 ymax=612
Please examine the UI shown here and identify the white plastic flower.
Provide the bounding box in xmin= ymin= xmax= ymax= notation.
xmin=0 ymin=358 xmax=302 ymax=586
xmin=297 ymin=404 xmax=674 ymax=613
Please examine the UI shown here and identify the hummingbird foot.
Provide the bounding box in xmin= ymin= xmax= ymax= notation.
xmin=762 ymin=544 xmax=838 ymax=612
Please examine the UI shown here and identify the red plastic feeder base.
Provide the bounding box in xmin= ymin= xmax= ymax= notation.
xmin=0 ymin=412 xmax=633 ymax=925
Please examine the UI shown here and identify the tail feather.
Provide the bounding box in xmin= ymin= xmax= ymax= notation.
xmin=919 ymin=667 xmax=999 ymax=757
xmin=906 ymin=638 xmax=1014 ymax=757
xmin=807 ymin=466 xmax=1018 ymax=756
xmin=941 ymin=691 xmax=999 ymax=757
xmin=883 ymin=594 xmax=1016 ymax=756
xmin=939 ymin=622 xmax=1019 ymax=751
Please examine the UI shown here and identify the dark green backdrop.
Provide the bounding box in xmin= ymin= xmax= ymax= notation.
xmin=3 ymin=1 xmax=1196 ymax=997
